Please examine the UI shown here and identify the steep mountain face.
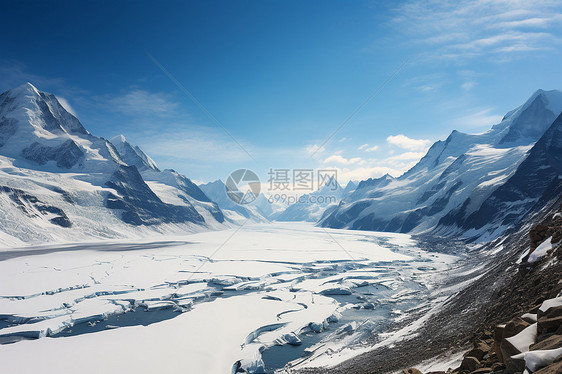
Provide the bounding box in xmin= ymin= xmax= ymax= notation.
xmin=110 ymin=135 xmax=159 ymax=172
xmin=199 ymin=180 xmax=269 ymax=223
xmin=0 ymin=83 xmax=225 ymax=244
xmin=109 ymin=135 xmax=225 ymax=226
xmin=104 ymin=164 xmax=204 ymax=226
xmin=0 ymin=83 xmax=122 ymax=174
xmin=343 ymin=180 xmax=357 ymax=195
xmin=321 ymin=89 xmax=562 ymax=239
xmin=437 ymin=112 xmax=562 ymax=239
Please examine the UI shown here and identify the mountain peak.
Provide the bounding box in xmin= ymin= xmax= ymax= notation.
xmin=4 ymin=82 xmax=42 ymax=103
xmin=14 ymin=82 xmax=39 ymax=93
xmin=0 ymin=83 xmax=93 ymax=167
xmin=110 ymin=134 xmax=128 ymax=144
xmin=109 ymin=136 xmax=159 ymax=172
xmin=496 ymin=89 xmax=562 ymax=145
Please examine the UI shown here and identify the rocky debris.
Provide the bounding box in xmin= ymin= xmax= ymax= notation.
xmin=399 ymin=216 xmax=562 ymax=374
xmin=531 ymin=335 xmax=562 ymax=351
xmin=401 ymin=294 xmax=562 ymax=374
xmin=403 ymin=369 xmax=423 ymax=374
xmin=533 ymin=360 xmax=562 ymax=374
xmin=529 ymin=220 xmax=562 ymax=251
xmin=299 ymin=207 xmax=562 ymax=374
xmin=460 ymin=356 xmax=481 ymax=372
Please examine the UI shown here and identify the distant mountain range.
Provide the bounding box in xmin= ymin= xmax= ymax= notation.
xmin=1 ymin=83 xmax=561 ymax=245
xmin=320 ymin=89 xmax=562 ymax=241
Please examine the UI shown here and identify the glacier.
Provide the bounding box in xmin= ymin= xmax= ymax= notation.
xmin=0 ymin=223 xmax=462 ymax=374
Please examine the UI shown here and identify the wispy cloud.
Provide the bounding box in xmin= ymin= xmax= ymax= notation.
xmin=0 ymin=59 xmax=90 ymax=110
xmin=327 ymin=151 xmax=424 ymax=182
xmin=451 ymin=107 xmax=503 ymax=131
xmin=104 ymin=90 xmax=180 ymax=117
xmin=391 ymin=0 xmax=562 ymax=61
xmin=461 ymin=81 xmax=476 ymax=91
xmin=305 ymin=144 xmax=326 ymax=159
xmin=323 ymin=154 xmax=364 ymax=165
xmin=0 ymin=60 xmax=65 ymax=92
xmin=137 ymin=125 xmax=252 ymax=165
xmin=56 ymin=96 xmax=78 ymax=117
xmin=358 ymin=144 xmax=379 ymax=152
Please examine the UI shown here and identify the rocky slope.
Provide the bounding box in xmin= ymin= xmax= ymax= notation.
xmin=402 ymin=211 xmax=562 ymax=374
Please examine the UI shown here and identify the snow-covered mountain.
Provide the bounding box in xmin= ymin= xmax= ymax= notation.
xmin=436 ymin=111 xmax=562 ymax=239
xmin=110 ymin=134 xmax=159 ymax=172
xmin=109 ymin=135 xmax=225 ymax=227
xmin=251 ymin=193 xmax=286 ymax=219
xmin=320 ymin=89 xmax=562 ymax=240
xmin=0 ymin=83 xmax=225 ymax=245
xmin=199 ymin=180 xmax=269 ymax=224
xmin=273 ymin=181 xmax=347 ymax=222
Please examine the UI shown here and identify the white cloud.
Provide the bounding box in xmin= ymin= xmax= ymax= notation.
xmin=305 ymin=144 xmax=326 ymax=159
xmin=56 ymin=96 xmax=78 ymax=117
xmin=386 ymin=134 xmax=431 ymax=151
xmin=323 ymin=154 xmax=364 ymax=165
xmin=323 ymin=148 xmax=427 ymax=183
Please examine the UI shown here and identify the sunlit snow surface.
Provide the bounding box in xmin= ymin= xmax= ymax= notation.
xmin=0 ymin=223 xmax=458 ymax=373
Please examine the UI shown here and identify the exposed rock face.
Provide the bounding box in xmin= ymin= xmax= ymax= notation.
xmin=22 ymin=139 xmax=84 ymax=169
xmin=403 ymin=369 xmax=423 ymax=374
xmin=0 ymin=185 xmax=71 ymax=228
xmin=529 ymin=221 xmax=562 ymax=251
xmin=460 ymin=356 xmax=481 ymax=372
xmin=105 ymin=165 xmax=204 ymax=226
xmin=453 ymin=112 xmax=562 ymax=236
xmin=0 ymin=117 xmax=17 ymax=147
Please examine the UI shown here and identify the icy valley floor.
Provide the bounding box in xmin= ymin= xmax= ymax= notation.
xmin=0 ymin=223 xmax=461 ymax=373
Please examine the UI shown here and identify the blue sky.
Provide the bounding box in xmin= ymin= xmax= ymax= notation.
xmin=1 ymin=0 xmax=562 ymax=184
